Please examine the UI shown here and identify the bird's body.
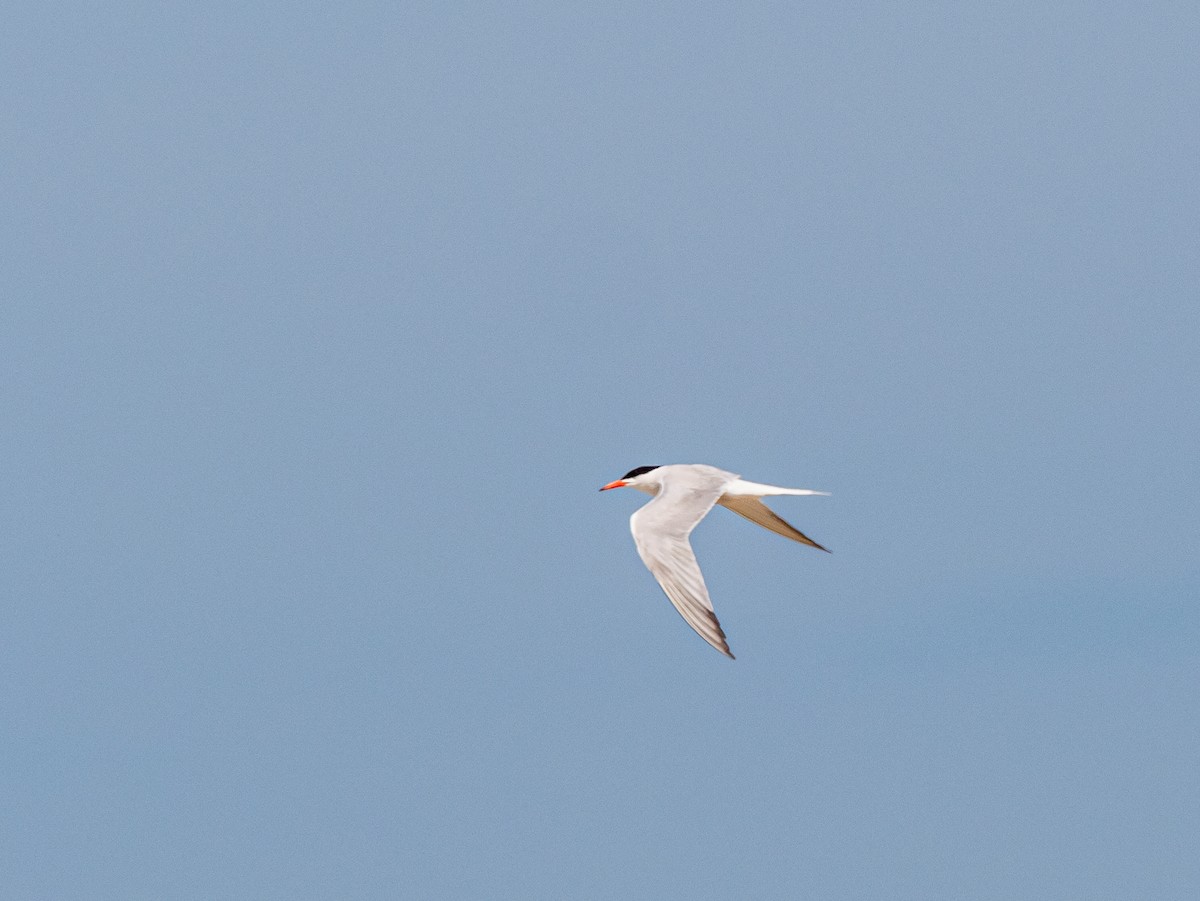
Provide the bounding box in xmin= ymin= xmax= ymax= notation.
xmin=600 ymin=464 xmax=829 ymax=658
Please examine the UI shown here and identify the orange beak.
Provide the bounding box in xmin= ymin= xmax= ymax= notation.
xmin=599 ymin=479 xmax=627 ymax=491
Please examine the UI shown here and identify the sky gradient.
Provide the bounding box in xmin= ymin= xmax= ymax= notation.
xmin=4 ymin=3 xmax=1199 ymax=898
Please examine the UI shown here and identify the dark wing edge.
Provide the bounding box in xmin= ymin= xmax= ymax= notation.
xmin=635 ymin=534 xmax=735 ymax=659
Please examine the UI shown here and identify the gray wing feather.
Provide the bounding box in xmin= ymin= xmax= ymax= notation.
xmin=629 ymin=466 xmax=737 ymax=658
xmin=716 ymin=495 xmax=829 ymax=552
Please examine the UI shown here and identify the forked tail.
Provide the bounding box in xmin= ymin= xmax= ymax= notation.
xmin=722 ymin=478 xmax=830 ymax=498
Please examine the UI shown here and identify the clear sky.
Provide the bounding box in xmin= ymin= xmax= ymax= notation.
xmin=4 ymin=3 xmax=1199 ymax=899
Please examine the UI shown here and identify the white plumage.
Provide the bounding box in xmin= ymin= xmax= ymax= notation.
xmin=601 ymin=464 xmax=829 ymax=658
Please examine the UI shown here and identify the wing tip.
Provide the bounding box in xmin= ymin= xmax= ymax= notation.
xmin=707 ymin=637 xmax=735 ymax=659
xmin=711 ymin=621 xmax=735 ymax=659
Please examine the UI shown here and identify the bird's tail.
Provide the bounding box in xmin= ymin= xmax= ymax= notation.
xmin=722 ymin=478 xmax=830 ymax=498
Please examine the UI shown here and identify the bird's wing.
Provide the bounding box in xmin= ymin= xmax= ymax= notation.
xmin=629 ymin=467 xmax=738 ymax=658
xmin=717 ymin=495 xmax=830 ymax=552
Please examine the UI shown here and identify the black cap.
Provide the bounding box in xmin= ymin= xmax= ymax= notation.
xmin=620 ymin=466 xmax=661 ymax=480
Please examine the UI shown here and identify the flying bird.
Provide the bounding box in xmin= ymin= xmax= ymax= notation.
xmin=600 ymin=463 xmax=829 ymax=658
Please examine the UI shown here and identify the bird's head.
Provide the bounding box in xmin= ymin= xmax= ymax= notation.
xmin=599 ymin=465 xmax=662 ymax=494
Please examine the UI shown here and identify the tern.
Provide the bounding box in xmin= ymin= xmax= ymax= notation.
xmin=600 ymin=464 xmax=829 ymax=658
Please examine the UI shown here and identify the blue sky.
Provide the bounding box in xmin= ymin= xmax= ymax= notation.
xmin=4 ymin=3 xmax=1199 ymax=899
